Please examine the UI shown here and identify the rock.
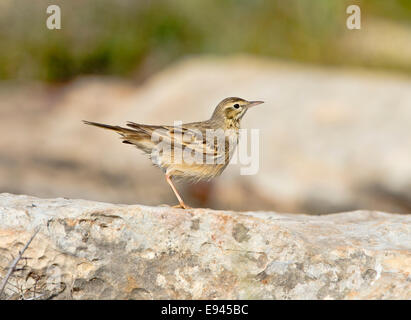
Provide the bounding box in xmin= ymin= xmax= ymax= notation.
xmin=1 ymin=57 xmax=411 ymax=213
xmin=0 ymin=193 xmax=410 ymax=300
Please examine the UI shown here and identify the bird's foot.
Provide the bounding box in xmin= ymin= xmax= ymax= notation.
xmin=159 ymin=203 xmax=192 ymax=209
xmin=172 ymin=203 xmax=192 ymax=209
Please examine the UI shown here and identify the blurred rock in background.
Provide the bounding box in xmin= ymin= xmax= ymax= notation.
xmin=1 ymin=56 xmax=411 ymax=213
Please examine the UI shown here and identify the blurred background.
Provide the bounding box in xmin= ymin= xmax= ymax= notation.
xmin=0 ymin=0 xmax=411 ymax=213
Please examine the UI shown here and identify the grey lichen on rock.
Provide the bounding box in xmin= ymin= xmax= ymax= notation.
xmin=232 ymin=223 xmax=251 ymax=243
xmin=0 ymin=193 xmax=410 ymax=299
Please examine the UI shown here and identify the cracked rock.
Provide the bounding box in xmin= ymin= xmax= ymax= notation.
xmin=0 ymin=193 xmax=410 ymax=299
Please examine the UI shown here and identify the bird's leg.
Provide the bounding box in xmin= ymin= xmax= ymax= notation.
xmin=165 ymin=175 xmax=191 ymax=209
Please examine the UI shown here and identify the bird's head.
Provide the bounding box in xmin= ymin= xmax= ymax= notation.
xmin=211 ymin=97 xmax=264 ymax=124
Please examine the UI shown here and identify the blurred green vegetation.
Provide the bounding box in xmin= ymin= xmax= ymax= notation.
xmin=0 ymin=0 xmax=410 ymax=82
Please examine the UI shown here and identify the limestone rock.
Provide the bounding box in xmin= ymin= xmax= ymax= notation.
xmin=0 ymin=193 xmax=410 ymax=299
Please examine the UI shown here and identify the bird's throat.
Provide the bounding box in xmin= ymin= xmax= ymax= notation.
xmin=224 ymin=118 xmax=241 ymax=131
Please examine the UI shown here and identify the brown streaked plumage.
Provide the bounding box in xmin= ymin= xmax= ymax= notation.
xmin=83 ymin=97 xmax=264 ymax=209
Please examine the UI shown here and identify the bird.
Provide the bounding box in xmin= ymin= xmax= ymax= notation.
xmin=83 ymin=97 xmax=264 ymax=209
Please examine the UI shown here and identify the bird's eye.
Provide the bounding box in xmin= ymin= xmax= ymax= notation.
xmin=233 ymin=104 xmax=240 ymax=109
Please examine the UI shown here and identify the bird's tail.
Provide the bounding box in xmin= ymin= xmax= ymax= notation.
xmin=82 ymin=120 xmax=136 ymax=134
xmin=83 ymin=120 xmax=154 ymax=153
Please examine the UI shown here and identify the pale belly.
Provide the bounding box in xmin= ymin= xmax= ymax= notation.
xmin=155 ymin=132 xmax=239 ymax=182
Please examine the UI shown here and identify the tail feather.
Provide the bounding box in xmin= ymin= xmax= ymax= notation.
xmin=83 ymin=120 xmax=136 ymax=134
xmin=83 ymin=120 xmax=154 ymax=153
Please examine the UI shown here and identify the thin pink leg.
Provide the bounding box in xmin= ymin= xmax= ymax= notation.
xmin=165 ymin=175 xmax=190 ymax=209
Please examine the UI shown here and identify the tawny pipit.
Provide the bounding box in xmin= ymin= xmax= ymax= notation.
xmin=83 ymin=97 xmax=263 ymax=209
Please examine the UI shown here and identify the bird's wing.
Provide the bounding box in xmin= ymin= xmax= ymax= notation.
xmin=127 ymin=122 xmax=222 ymax=159
xmin=84 ymin=120 xmax=227 ymax=163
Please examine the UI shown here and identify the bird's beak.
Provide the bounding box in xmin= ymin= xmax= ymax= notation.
xmin=247 ymin=100 xmax=264 ymax=108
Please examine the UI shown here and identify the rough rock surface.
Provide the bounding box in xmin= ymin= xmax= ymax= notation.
xmin=0 ymin=193 xmax=410 ymax=300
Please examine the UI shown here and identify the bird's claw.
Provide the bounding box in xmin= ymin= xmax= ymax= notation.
xmin=173 ymin=204 xmax=192 ymax=209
